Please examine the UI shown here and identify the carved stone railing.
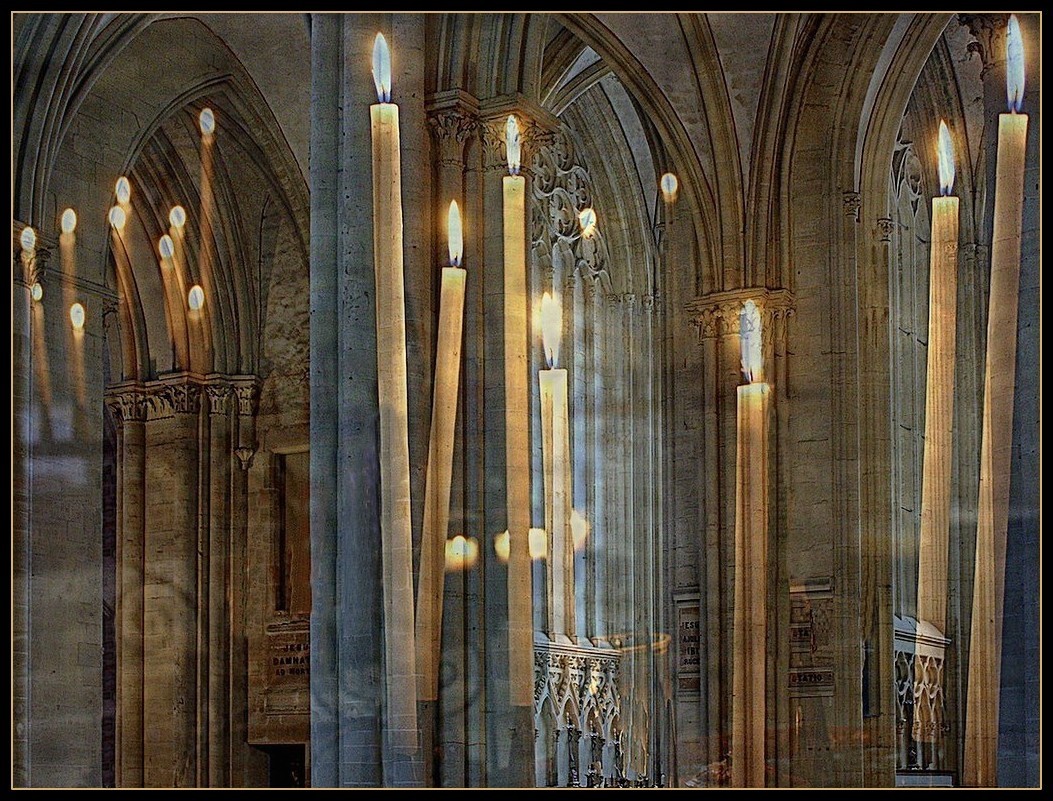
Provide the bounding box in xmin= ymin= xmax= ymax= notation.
xmin=893 ymin=615 xmax=951 ymax=779
xmin=533 ymin=637 xmax=624 ymax=787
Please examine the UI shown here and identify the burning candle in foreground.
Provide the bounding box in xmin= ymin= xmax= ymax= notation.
xmin=416 ymin=200 xmax=466 ymax=702
xmin=965 ymin=14 xmax=1029 ymax=788
xmin=539 ymin=291 xmax=574 ymax=642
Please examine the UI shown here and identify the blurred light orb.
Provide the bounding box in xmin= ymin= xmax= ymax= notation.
xmin=188 ymin=284 xmax=205 ymax=311
xmin=61 ymin=208 xmax=78 ymax=234
xmin=159 ymin=235 xmax=175 ymax=260
xmin=108 ymin=206 xmax=127 ymax=230
xmin=169 ymin=205 xmax=186 ymax=228
xmin=70 ymin=302 xmax=86 ymax=330
xmin=199 ymin=107 xmax=215 ymax=135
xmin=115 ymin=176 xmax=131 ymax=204
xmin=31 ymin=283 xmax=43 ymax=302
xmin=20 ymin=227 xmax=36 ymax=252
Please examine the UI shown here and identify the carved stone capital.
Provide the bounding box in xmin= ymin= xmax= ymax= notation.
xmin=152 ymin=381 xmax=202 ymax=417
xmin=205 ymin=383 xmax=233 ymax=415
xmin=428 ymin=109 xmax=479 ymax=165
xmin=877 ymin=217 xmax=895 ymax=243
xmin=958 ymin=14 xmax=1010 ymax=80
xmin=842 ymin=191 xmax=861 ymax=222
xmin=105 ymin=389 xmax=150 ymax=425
xmin=234 ymin=382 xmax=259 ymax=417
xmin=685 ymin=287 xmax=796 ymax=340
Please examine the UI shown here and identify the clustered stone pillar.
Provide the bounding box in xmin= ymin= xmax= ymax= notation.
xmin=107 ymin=374 xmax=255 ymax=788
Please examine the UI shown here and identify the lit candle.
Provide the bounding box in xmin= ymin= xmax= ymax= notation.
xmin=369 ymin=31 xmax=419 ymax=754
xmin=731 ymin=300 xmax=770 ymax=788
xmin=539 ymin=291 xmax=574 ymax=642
xmin=965 ymin=15 xmax=1028 ymax=787
xmin=416 ymin=200 xmax=466 ymax=702
xmin=916 ymin=120 xmax=959 ymax=636
xmin=503 ymin=114 xmax=534 ymax=702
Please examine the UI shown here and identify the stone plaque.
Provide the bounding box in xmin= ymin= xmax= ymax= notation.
xmin=249 ymin=618 xmax=310 ymax=744
xmin=788 ymin=579 xmax=834 ymax=697
xmin=676 ymin=599 xmax=701 ymax=696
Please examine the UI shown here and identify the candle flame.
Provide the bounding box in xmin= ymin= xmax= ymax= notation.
xmin=61 ymin=208 xmax=77 ymax=234
xmin=372 ymin=33 xmax=392 ymax=103
xmin=20 ymin=226 xmax=36 ymax=253
xmin=571 ymin=509 xmax=589 ymax=552
xmin=540 ymin=291 xmax=562 ymax=368
xmin=447 ymin=200 xmax=463 ymax=266
xmin=494 ymin=531 xmax=510 ymax=564
xmin=660 ymin=172 xmax=679 ymax=203
xmin=740 ymin=299 xmax=763 ymax=383
xmin=937 ymin=120 xmax=955 ymax=196
xmin=578 ymin=207 xmax=597 ymax=238
xmin=506 ymin=115 xmax=521 ymax=174
xmin=1006 ymin=15 xmax=1024 ymax=112
xmin=115 ymin=176 xmax=131 ymax=204
xmin=199 ymin=108 xmax=215 ymax=136
xmin=159 ymin=235 xmax=175 ymax=260
xmin=70 ymin=302 xmax=85 ymax=330
xmin=188 ymin=285 xmax=205 ymax=311
xmin=528 ymin=528 xmax=548 ymax=560
xmin=445 ymin=535 xmax=479 ymax=571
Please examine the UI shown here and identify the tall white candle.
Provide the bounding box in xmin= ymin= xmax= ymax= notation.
xmin=416 ymin=201 xmax=466 ymax=702
xmin=731 ymin=300 xmax=770 ymax=788
xmin=539 ymin=291 xmax=574 ymax=641
xmin=369 ymin=31 xmax=419 ymax=760
xmin=965 ymin=15 xmax=1029 ymax=788
xmin=916 ymin=120 xmax=959 ymax=636
xmin=503 ymin=115 xmax=534 ymax=704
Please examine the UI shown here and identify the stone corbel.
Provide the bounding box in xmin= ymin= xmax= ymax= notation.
xmin=877 ymin=217 xmax=895 ymax=243
xmin=842 ymin=191 xmax=861 ymax=223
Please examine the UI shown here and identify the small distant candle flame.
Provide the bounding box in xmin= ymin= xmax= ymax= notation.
xmin=740 ymin=299 xmax=763 ymax=383
xmin=494 ymin=531 xmax=510 ymax=564
xmin=108 ymin=206 xmax=126 ymax=230
xmin=571 ymin=510 xmax=589 ymax=552
xmin=20 ymin=226 xmax=36 ymax=253
xmin=188 ymin=285 xmax=205 ymax=311
xmin=61 ymin=209 xmax=77 ymax=234
xmin=169 ymin=206 xmax=186 ymax=228
xmin=660 ymin=172 xmax=679 ymax=203
xmin=445 ymin=535 xmax=479 ymax=570
xmin=159 ymin=235 xmax=175 ymax=260
xmin=447 ymin=200 xmax=463 ymax=267
xmin=372 ymin=33 xmax=392 ymax=103
xmin=528 ymin=528 xmax=548 ymax=560
xmin=506 ymin=115 xmax=521 ymax=174
xmin=70 ymin=302 xmax=85 ymax=330
xmin=199 ymin=108 xmax=215 ymax=135
xmin=115 ymin=177 xmax=131 ymax=204
xmin=1006 ymin=15 xmax=1024 ymax=112
xmin=31 ymin=282 xmax=43 ymax=302
xmin=540 ymin=291 xmax=562 ymax=368
xmin=937 ymin=120 xmax=955 ymax=196
xmin=578 ymin=207 xmax=597 ymax=238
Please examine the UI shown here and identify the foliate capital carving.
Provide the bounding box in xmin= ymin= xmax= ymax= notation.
xmin=234 ymin=382 xmax=259 ymax=417
xmin=877 ymin=217 xmax=895 ymax=243
xmin=154 ymin=382 xmax=202 ymax=416
xmin=842 ymin=191 xmax=861 ymax=222
xmin=13 ymin=247 xmax=51 ymax=288
xmin=234 ymin=446 xmax=257 ymax=471
xmin=205 ymin=383 xmax=233 ymax=415
xmin=105 ymin=390 xmax=150 ymax=425
xmin=958 ymin=14 xmax=1010 ymax=79
xmin=428 ymin=109 xmax=479 ymax=165
xmin=685 ymin=287 xmax=796 ymax=341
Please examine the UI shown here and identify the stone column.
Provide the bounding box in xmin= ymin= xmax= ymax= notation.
xmin=309 ymin=13 xmax=384 ymax=787
xmin=205 ymin=383 xmax=233 ymax=786
xmin=142 ymin=378 xmax=202 ymax=787
xmin=105 ymin=387 xmax=149 ymax=787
